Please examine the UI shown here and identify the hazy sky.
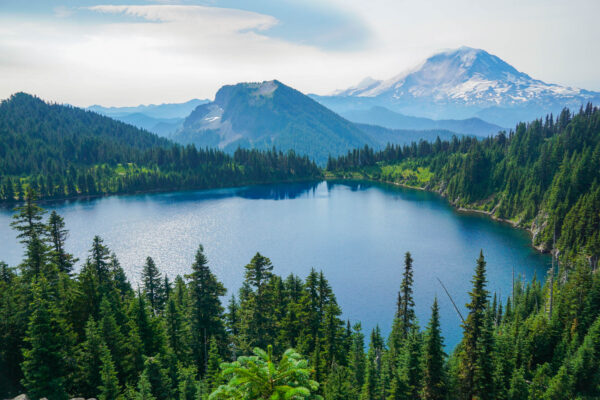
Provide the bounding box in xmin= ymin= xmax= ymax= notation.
xmin=1 ymin=0 xmax=598 ymax=106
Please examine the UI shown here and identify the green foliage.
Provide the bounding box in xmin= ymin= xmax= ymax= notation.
xmin=210 ymin=345 xmax=322 ymax=400
xmin=186 ymin=245 xmax=226 ymax=376
xmin=21 ymin=277 xmax=69 ymax=400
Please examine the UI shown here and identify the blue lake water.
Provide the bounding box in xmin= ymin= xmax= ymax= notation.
xmin=0 ymin=181 xmax=550 ymax=348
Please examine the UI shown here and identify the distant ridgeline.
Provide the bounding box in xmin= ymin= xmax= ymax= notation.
xmin=0 ymin=93 xmax=321 ymax=202
xmin=327 ymin=104 xmax=600 ymax=262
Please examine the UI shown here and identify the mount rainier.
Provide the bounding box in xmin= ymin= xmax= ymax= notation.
xmin=312 ymin=47 xmax=600 ymax=127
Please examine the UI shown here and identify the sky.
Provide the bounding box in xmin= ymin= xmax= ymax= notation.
xmin=1 ymin=0 xmax=599 ymax=106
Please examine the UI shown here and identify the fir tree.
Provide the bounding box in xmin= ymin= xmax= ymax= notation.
xmin=422 ymin=298 xmax=446 ymax=400
xmin=458 ymin=250 xmax=490 ymax=400
xmin=77 ymin=317 xmax=106 ymax=398
xmin=21 ymin=277 xmax=69 ymax=400
xmin=11 ymin=187 xmax=49 ymax=278
xmin=185 ymin=245 xmax=226 ymax=375
xmin=47 ymin=211 xmax=77 ymax=275
xmin=165 ymin=297 xmax=190 ymax=363
xmin=142 ymin=356 xmax=172 ymax=400
xmin=98 ymin=344 xmax=121 ymax=400
xmin=205 ymin=336 xmax=222 ymax=392
xmin=142 ymin=257 xmax=164 ymax=314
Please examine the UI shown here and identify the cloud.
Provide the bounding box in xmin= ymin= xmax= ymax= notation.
xmin=0 ymin=0 xmax=598 ymax=106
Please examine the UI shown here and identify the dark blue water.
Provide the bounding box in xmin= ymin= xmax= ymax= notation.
xmin=0 ymin=181 xmax=549 ymax=348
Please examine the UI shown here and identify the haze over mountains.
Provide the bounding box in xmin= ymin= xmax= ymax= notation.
xmin=312 ymin=47 xmax=600 ymax=126
xmin=87 ymin=99 xmax=209 ymax=137
xmin=12 ymin=46 xmax=599 ymax=165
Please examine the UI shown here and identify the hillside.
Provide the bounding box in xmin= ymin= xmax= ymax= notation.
xmin=0 ymin=93 xmax=320 ymax=202
xmin=170 ymin=80 xmax=377 ymax=164
xmin=342 ymin=106 xmax=504 ymax=136
xmin=314 ymin=47 xmax=600 ymax=126
xmin=328 ymin=104 xmax=600 ymax=259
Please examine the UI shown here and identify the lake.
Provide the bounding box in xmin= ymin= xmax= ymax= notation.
xmin=0 ymin=181 xmax=550 ymax=348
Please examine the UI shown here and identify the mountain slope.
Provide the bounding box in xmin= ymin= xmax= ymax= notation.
xmin=171 ymin=80 xmax=377 ymax=164
xmin=342 ymin=106 xmax=503 ymax=136
xmin=314 ymin=47 xmax=600 ymax=126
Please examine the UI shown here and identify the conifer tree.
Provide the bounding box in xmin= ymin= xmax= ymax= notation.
xmin=135 ymin=370 xmax=156 ymax=400
xmin=240 ymin=252 xmax=274 ymax=350
xmin=400 ymin=324 xmax=423 ymax=399
xmin=225 ymin=294 xmax=239 ymax=337
xmin=11 ymin=187 xmax=49 ymax=278
xmin=142 ymin=356 xmax=172 ymax=400
xmin=98 ymin=344 xmax=120 ymax=400
xmin=508 ymin=367 xmax=528 ymax=400
xmin=142 ymin=257 xmax=164 ymax=314
xmin=185 ymin=245 xmax=226 ymax=375
xmin=324 ymin=363 xmax=355 ymax=400
xmin=21 ymin=277 xmax=69 ymax=400
xmin=360 ymin=327 xmax=383 ymax=400
xmin=47 ymin=211 xmax=77 ymax=275
xmin=177 ymin=366 xmax=199 ymax=400
xmin=99 ymin=297 xmax=128 ymax=383
xmin=90 ymin=235 xmax=112 ymax=284
xmin=391 ymin=252 xmax=416 ymax=354
xmin=165 ymin=297 xmax=190 ymax=363
xmin=77 ymin=317 xmax=106 ymax=398
xmin=458 ymin=250 xmax=490 ymax=400
xmin=349 ymin=323 xmax=366 ymax=391
xmin=205 ymin=336 xmax=222 ymax=392
xmin=422 ymin=298 xmax=446 ymax=400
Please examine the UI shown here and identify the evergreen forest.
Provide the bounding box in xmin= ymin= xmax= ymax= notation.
xmin=0 ymin=96 xmax=599 ymax=399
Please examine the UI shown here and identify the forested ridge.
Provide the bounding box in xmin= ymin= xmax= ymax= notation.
xmin=328 ymin=104 xmax=600 ymax=263
xmin=0 ymin=93 xmax=320 ymax=202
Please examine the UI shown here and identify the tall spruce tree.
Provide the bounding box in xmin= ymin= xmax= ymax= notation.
xmin=47 ymin=211 xmax=77 ymax=275
xmin=240 ymin=252 xmax=274 ymax=350
xmin=142 ymin=257 xmax=164 ymax=314
xmin=21 ymin=277 xmax=69 ymax=400
xmin=98 ymin=344 xmax=120 ymax=400
xmin=459 ymin=250 xmax=490 ymax=400
xmin=11 ymin=187 xmax=49 ymax=278
xmin=422 ymin=298 xmax=446 ymax=400
xmin=185 ymin=244 xmax=226 ymax=376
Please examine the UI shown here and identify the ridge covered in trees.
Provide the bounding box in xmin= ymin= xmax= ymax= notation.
xmin=1 ymin=190 xmax=599 ymax=400
xmin=327 ymin=104 xmax=600 ymax=264
xmin=0 ymin=93 xmax=320 ymax=202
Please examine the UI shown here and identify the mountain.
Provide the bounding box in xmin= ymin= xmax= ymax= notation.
xmin=312 ymin=47 xmax=600 ymax=126
xmin=341 ymin=106 xmax=503 ymax=136
xmin=171 ymin=80 xmax=377 ymax=164
xmin=87 ymin=98 xmax=209 ymax=136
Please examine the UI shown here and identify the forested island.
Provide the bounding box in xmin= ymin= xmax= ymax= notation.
xmin=0 ymin=95 xmax=599 ymax=399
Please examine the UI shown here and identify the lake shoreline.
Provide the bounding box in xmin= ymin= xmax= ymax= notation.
xmin=325 ymin=176 xmax=546 ymax=255
xmin=0 ymin=176 xmax=323 ymax=209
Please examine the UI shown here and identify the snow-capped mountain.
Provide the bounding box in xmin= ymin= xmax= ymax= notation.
xmin=313 ymin=47 xmax=600 ymax=127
